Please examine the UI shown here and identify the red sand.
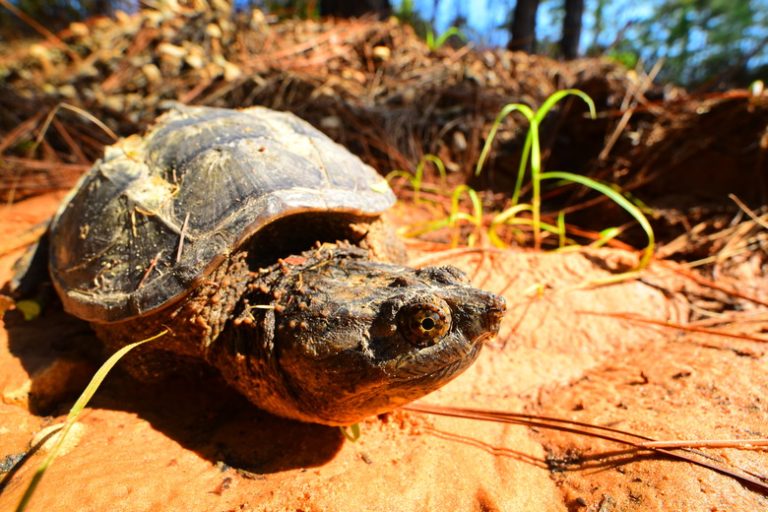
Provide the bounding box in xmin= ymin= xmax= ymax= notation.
xmin=0 ymin=193 xmax=766 ymax=511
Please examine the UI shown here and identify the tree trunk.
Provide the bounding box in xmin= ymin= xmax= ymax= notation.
xmin=561 ymin=0 xmax=585 ymax=59
xmin=320 ymin=0 xmax=391 ymax=19
xmin=508 ymin=0 xmax=540 ymax=53
xmin=588 ymin=0 xmax=606 ymax=54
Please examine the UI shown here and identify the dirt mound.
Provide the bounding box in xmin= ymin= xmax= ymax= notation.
xmin=0 ymin=4 xmax=630 ymax=203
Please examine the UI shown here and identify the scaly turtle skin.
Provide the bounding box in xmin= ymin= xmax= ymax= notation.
xmin=47 ymin=105 xmax=506 ymax=426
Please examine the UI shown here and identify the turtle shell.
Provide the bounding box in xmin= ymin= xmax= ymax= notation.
xmin=49 ymin=105 xmax=395 ymax=323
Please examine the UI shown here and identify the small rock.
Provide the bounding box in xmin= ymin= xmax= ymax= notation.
xmin=158 ymin=42 xmax=186 ymax=59
xmin=157 ymin=0 xmax=182 ymax=15
xmin=372 ymin=46 xmax=391 ymax=61
xmin=114 ymin=9 xmax=132 ymax=27
xmin=0 ymin=453 xmax=25 ymax=473
xmin=29 ymin=359 xmax=95 ymax=413
xmin=103 ymin=94 xmax=125 ymax=113
xmin=206 ymin=23 xmax=222 ymax=39
xmin=69 ymin=22 xmax=89 ymax=38
xmin=185 ymin=46 xmax=206 ymax=69
xmin=142 ymin=63 xmax=162 ymax=85
xmin=341 ymin=68 xmax=367 ymax=84
xmin=320 ymin=116 xmax=342 ymax=130
xmin=57 ymin=84 xmax=77 ymax=99
xmin=3 ymin=379 xmax=32 ymax=405
xmin=29 ymin=44 xmax=53 ymax=75
xmin=30 ymin=422 xmax=86 ymax=457
xmin=222 ymin=61 xmax=242 ymax=82
xmin=452 ymin=131 xmax=467 ymax=152
xmin=5 ymin=360 xmax=95 ymax=414
xmin=250 ymin=9 xmax=268 ymax=31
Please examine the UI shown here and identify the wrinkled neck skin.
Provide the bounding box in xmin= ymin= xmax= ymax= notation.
xmin=209 ymin=245 xmax=505 ymax=426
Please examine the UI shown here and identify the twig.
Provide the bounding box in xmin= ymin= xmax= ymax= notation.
xmin=176 ymin=212 xmax=190 ymax=263
xmin=408 ymin=246 xmax=507 ymax=268
xmin=137 ymin=251 xmax=163 ymax=290
xmin=52 ymin=119 xmax=88 ymax=164
xmin=0 ymin=113 xmax=44 ymax=155
xmin=579 ymin=310 xmax=768 ymax=343
xmin=405 ymin=403 xmax=768 ymax=492
xmin=598 ymin=58 xmax=664 ymax=161
xmin=0 ymin=0 xmax=80 ymax=63
xmin=662 ymin=262 xmax=768 ymax=308
xmin=0 ymin=156 xmax=89 ymax=173
xmin=641 ymin=439 xmax=768 ymax=449
xmin=729 ymin=193 xmax=768 ymax=231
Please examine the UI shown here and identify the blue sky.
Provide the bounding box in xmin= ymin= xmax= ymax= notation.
xmin=390 ymin=0 xmax=768 ymax=75
xmin=391 ymin=0 xmax=654 ymax=50
xmin=228 ymin=0 xmax=767 ymax=77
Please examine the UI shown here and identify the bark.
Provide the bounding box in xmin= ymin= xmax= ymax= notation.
xmin=561 ymin=0 xmax=585 ymax=59
xmin=320 ymin=0 xmax=391 ymax=19
xmin=507 ymin=0 xmax=540 ymax=53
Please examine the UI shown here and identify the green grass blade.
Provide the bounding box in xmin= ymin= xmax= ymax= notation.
xmin=425 ymin=29 xmax=435 ymax=50
xmin=591 ymin=227 xmax=622 ymax=248
xmin=433 ymin=27 xmax=466 ymax=49
xmin=488 ymin=203 xmax=532 ymax=248
xmin=533 ymin=89 xmax=597 ymax=124
xmin=541 ymin=171 xmax=655 ymax=268
xmin=475 ymin=103 xmax=534 ymax=177
xmin=385 ymin=170 xmax=420 ymax=201
xmin=402 ymin=218 xmax=452 ymax=238
xmin=510 ymin=130 xmax=533 ymax=206
xmin=15 ymin=300 xmax=41 ymax=321
xmin=467 ymin=188 xmax=483 ymax=226
xmin=529 ymin=119 xmax=543 ymax=249
xmin=385 ymin=170 xmax=415 ymax=183
xmin=496 ymin=217 xmax=561 ymax=233
xmin=387 ymin=154 xmax=447 ymax=202
xmin=419 ymin=154 xmax=448 ymax=188
xmin=449 ymin=185 xmax=483 ymax=226
xmin=446 ymin=185 xmax=483 ymax=247
xmin=557 ymin=211 xmax=566 ymax=248
xmin=530 ymin=91 xmax=595 ymax=251
xmin=339 ymin=423 xmax=361 ymax=442
xmin=16 ymin=329 xmax=168 ymax=512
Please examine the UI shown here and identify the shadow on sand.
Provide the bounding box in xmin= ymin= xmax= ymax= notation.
xmin=3 ymin=304 xmax=344 ymax=475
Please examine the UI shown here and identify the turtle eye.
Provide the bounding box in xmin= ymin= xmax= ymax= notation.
xmin=397 ymin=300 xmax=451 ymax=347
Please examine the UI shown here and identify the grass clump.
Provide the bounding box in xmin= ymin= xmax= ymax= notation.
xmin=397 ymin=89 xmax=655 ymax=270
xmin=409 ymin=184 xmax=484 ymax=247
xmin=425 ymin=27 xmax=467 ymax=51
xmin=476 ymin=89 xmax=654 ymax=269
xmin=386 ymin=153 xmax=446 ymax=203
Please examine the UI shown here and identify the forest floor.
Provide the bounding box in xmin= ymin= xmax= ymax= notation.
xmin=0 ymin=4 xmax=767 ymax=511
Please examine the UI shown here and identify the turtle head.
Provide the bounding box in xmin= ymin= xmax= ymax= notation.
xmin=255 ymin=246 xmax=505 ymax=425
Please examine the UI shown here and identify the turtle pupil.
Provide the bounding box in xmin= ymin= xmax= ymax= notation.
xmin=398 ymin=301 xmax=452 ymax=347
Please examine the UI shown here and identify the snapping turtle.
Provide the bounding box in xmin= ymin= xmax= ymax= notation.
xmin=37 ymin=105 xmax=505 ymax=425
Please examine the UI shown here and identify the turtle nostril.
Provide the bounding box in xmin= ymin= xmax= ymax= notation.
xmin=484 ymin=294 xmax=506 ymax=332
xmin=488 ymin=294 xmax=506 ymax=316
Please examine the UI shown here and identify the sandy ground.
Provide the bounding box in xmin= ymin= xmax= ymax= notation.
xmin=0 ymin=193 xmax=766 ymax=511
